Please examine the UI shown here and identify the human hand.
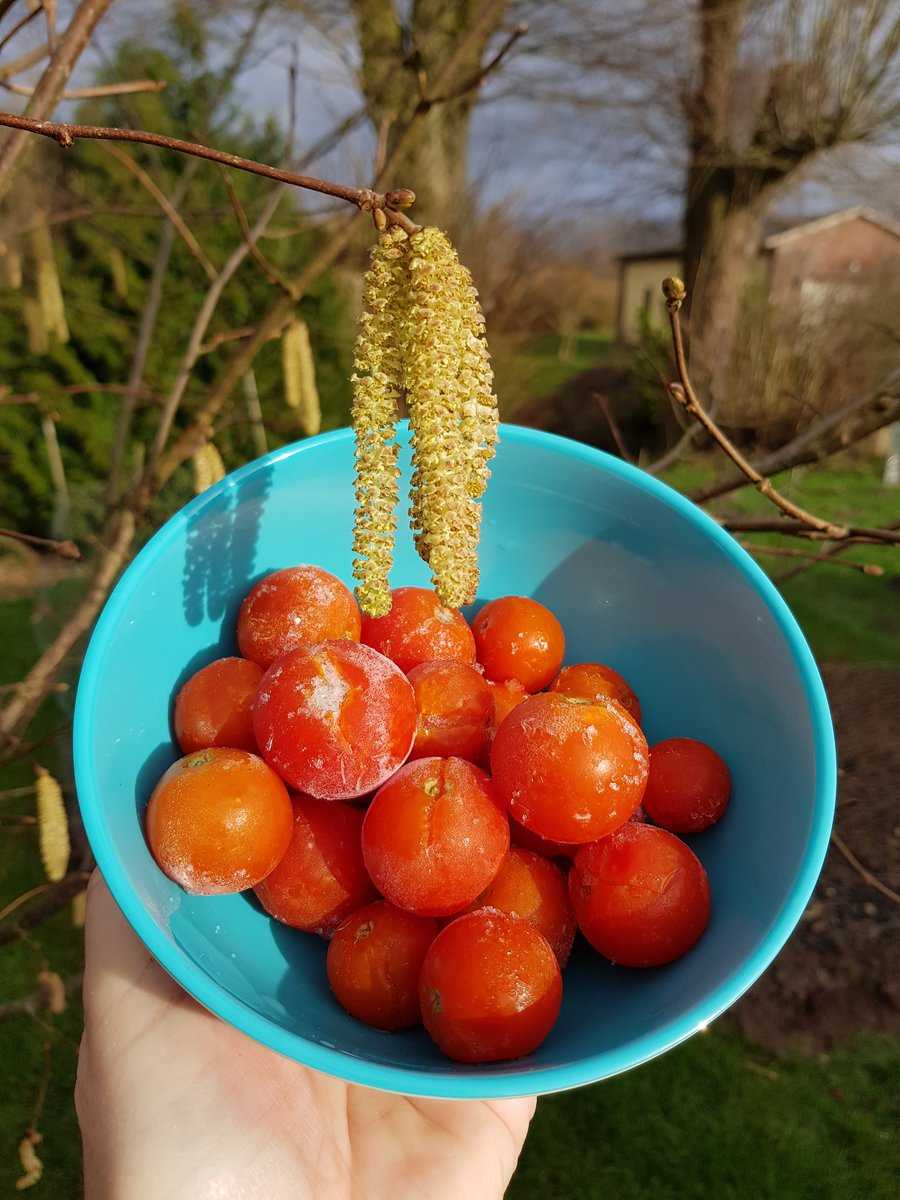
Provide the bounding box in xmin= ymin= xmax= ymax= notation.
xmin=76 ymin=874 xmax=535 ymax=1200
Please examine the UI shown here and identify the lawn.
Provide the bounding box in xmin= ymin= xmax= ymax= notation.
xmin=1 ymin=445 xmax=897 ymax=1196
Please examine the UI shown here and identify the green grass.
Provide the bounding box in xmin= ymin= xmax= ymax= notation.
xmin=0 ymin=453 xmax=897 ymax=1196
xmin=512 ymin=1031 xmax=900 ymax=1200
xmin=494 ymin=330 xmax=627 ymax=416
xmin=662 ymin=457 xmax=900 ymax=663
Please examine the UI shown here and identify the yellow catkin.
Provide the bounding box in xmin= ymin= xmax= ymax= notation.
xmin=71 ymin=889 xmax=87 ymax=928
xmin=399 ymin=227 xmax=498 ymax=607
xmin=15 ymin=1132 xmax=42 ymax=1190
xmin=282 ymin=318 xmax=321 ymax=436
xmin=29 ymin=221 xmax=68 ymax=344
xmin=351 ymin=228 xmax=408 ymax=616
xmin=108 ymin=247 xmax=128 ymax=299
xmin=37 ymin=970 xmax=66 ymax=1015
xmin=191 ymin=443 xmax=226 ymax=494
xmin=23 ymin=298 xmax=47 ymax=354
xmin=35 ymin=767 xmax=69 ymax=883
xmin=2 ymin=243 xmax=22 ymax=289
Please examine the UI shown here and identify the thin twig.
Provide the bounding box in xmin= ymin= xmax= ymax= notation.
xmin=722 ymin=518 xmax=900 ymax=545
xmin=198 ymin=325 xmax=259 ymax=356
xmin=774 ymin=521 xmax=900 ymax=584
xmin=426 ymin=22 xmax=528 ymax=104
xmin=0 ymin=874 xmax=91 ymax=946
xmin=740 ymin=542 xmax=886 ymax=576
xmin=831 ymin=830 xmax=900 ymax=906
xmin=592 ymin=390 xmax=633 ymax=462
xmin=0 ymin=528 xmax=81 ymax=560
xmin=222 ymin=173 xmax=295 ymax=298
xmin=102 ymin=144 xmax=216 ymax=280
xmin=662 ymin=278 xmax=848 ymax=539
xmin=0 ymin=2 xmax=43 ymax=57
xmin=0 ymin=972 xmax=82 ymax=1022
xmin=0 ymin=38 xmax=49 ymax=82
xmin=0 ymin=76 xmax=166 ymax=99
xmin=0 ymin=110 xmax=420 ymax=231
xmin=0 ymin=785 xmax=36 ymax=799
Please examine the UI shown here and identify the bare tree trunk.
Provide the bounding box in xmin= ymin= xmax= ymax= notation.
xmin=0 ymin=0 xmax=117 ymax=200
xmin=353 ymin=0 xmax=507 ymax=225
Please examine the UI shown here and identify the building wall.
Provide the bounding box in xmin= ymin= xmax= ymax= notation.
xmin=768 ymin=218 xmax=900 ymax=310
xmin=617 ymin=257 xmax=682 ymax=343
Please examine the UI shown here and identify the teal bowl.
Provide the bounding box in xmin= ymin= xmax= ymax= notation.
xmin=73 ymin=423 xmax=835 ymax=1098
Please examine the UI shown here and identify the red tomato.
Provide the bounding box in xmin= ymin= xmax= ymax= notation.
xmin=254 ymin=795 xmax=376 ymax=937
xmin=491 ymin=693 xmax=648 ymax=844
xmin=486 ymin=678 xmax=528 ymax=742
xmin=569 ymin=823 xmax=710 ymax=967
xmin=327 ymin=901 xmax=438 ymax=1030
xmin=408 ymin=659 xmax=492 ymax=762
xmin=643 ymin=738 xmax=731 ymax=833
xmin=419 ymin=909 xmax=562 ymax=1063
xmin=361 ymin=757 xmax=509 ymax=917
xmin=237 ymin=566 xmax=360 ymax=668
xmin=146 ymin=748 xmax=292 ymax=895
xmin=173 ymin=656 xmax=263 ymax=754
xmin=550 ymin=662 xmax=642 ymax=725
xmin=510 ymin=817 xmax=577 ymax=861
xmin=253 ymin=640 xmax=416 ymax=800
xmin=472 ymin=849 xmax=575 ymax=966
xmin=360 ymin=587 xmax=475 ymax=673
xmin=472 ymin=596 xmax=564 ymax=692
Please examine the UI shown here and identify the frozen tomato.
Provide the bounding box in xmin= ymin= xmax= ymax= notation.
xmin=146 ymin=748 xmax=292 ymax=895
xmin=408 ymin=659 xmax=492 ymax=762
xmin=472 ymin=849 xmax=575 ymax=966
xmin=237 ymin=565 xmax=360 ymax=668
xmin=361 ymin=757 xmax=509 ymax=917
xmin=327 ymin=901 xmax=438 ymax=1030
xmin=360 ymin=586 xmax=475 ymax=673
xmin=491 ymin=693 xmax=648 ymax=844
xmin=419 ymin=909 xmax=562 ymax=1063
xmin=173 ymin=656 xmax=263 ymax=754
xmin=550 ymin=662 xmax=642 ymax=725
xmin=254 ymin=795 xmax=375 ymax=936
xmin=486 ymin=678 xmax=528 ymax=743
xmin=472 ymin=596 xmax=564 ymax=692
xmin=569 ymin=823 xmax=710 ymax=967
xmin=253 ymin=640 xmax=416 ymax=800
xmin=510 ymin=816 xmax=577 ymax=861
xmin=643 ymin=737 xmax=731 ymax=833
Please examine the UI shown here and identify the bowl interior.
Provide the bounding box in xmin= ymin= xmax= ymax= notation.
xmin=74 ymin=423 xmax=835 ymax=1098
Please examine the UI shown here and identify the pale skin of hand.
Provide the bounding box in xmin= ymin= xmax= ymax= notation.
xmin=76 ymin=874 xmax=536 ymax=1200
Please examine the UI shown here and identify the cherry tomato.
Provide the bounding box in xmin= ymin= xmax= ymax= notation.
xmin=361 ymin=757 xmax=509 ymax=917
xmin=643 ymin=737 xmax=731 ymax=833
xmin=569 ymin=823 xmax=710 ymax=967
xmin=419 ymin=908 xmax=562 ymax=1063
xmin=254 ymin=795 xmax=376 ymax=937
xmin=237 ymin=565 xmax=360 ymax=668
xmin=491 ymin=693 xmax=648 ymax=843
xmin=486 ymin=678 xmax=528 ymax=743
xmin=472 ymin=596 xmax=564 ymax=692
xmin=408 ymin=659 xmax=492 ymax=763
xmin=360 ymin=586 xmax=475 ymax=673
xmin=253 ymin=640 xmax=416 ymax=800
xmin=510 ymin=817 xmax=577 ymax=861
xmin=173 ymin=656 xmax=263 ymax=754
xmin=472 ymin=849 xmax=575 ymax=966
xmin=146 ymin=748 xmax=292 ymax=895
xmin=550 ymin=662 xmax=642 ymax=725
xmin=327 ymin=901 xmax=438 ymax=1030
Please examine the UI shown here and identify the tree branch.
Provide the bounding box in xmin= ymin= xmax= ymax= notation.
xmin=662 ymin=276 xmax=848 ymax=538
xmin=222 ymin=173 xmax=295 ymax=298
xmin=0 ymin=528 xmax=80 ymax=560
xmin=425 ymin=21 xmax=527 ymax=105
xmin=0 ymin=510 xmax=134 ymax=740
xmin=0 ymin=76 xmax=167 ymax=99
xmin=831 ymin=830 xmax=900 ymax=906
xmin=739 ymin=542 xmax=885 ymax=576
xmin=0 ymin=0 xmax=116 ymax=201
xmin=0 ymin=874 xmax=91 ymax=948
xmin=102 ymin=143 xmax=216 ymax=280
xmin=0 ymin=111 xmax=420 ymax=231
xmin=0 ymin=1 xmax=43 ymax=57
xmin=722 ymin=517 xmax=900 ymax=545
xmin=0 ymin=972 xmax=82 ymax=1022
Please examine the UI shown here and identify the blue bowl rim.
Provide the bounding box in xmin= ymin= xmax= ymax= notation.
xmin=73 ymin=421 xmax=836 ymax=1099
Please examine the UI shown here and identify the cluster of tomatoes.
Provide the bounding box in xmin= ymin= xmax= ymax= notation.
xmin=147 ymin=565 xmax=730 ymax=1063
